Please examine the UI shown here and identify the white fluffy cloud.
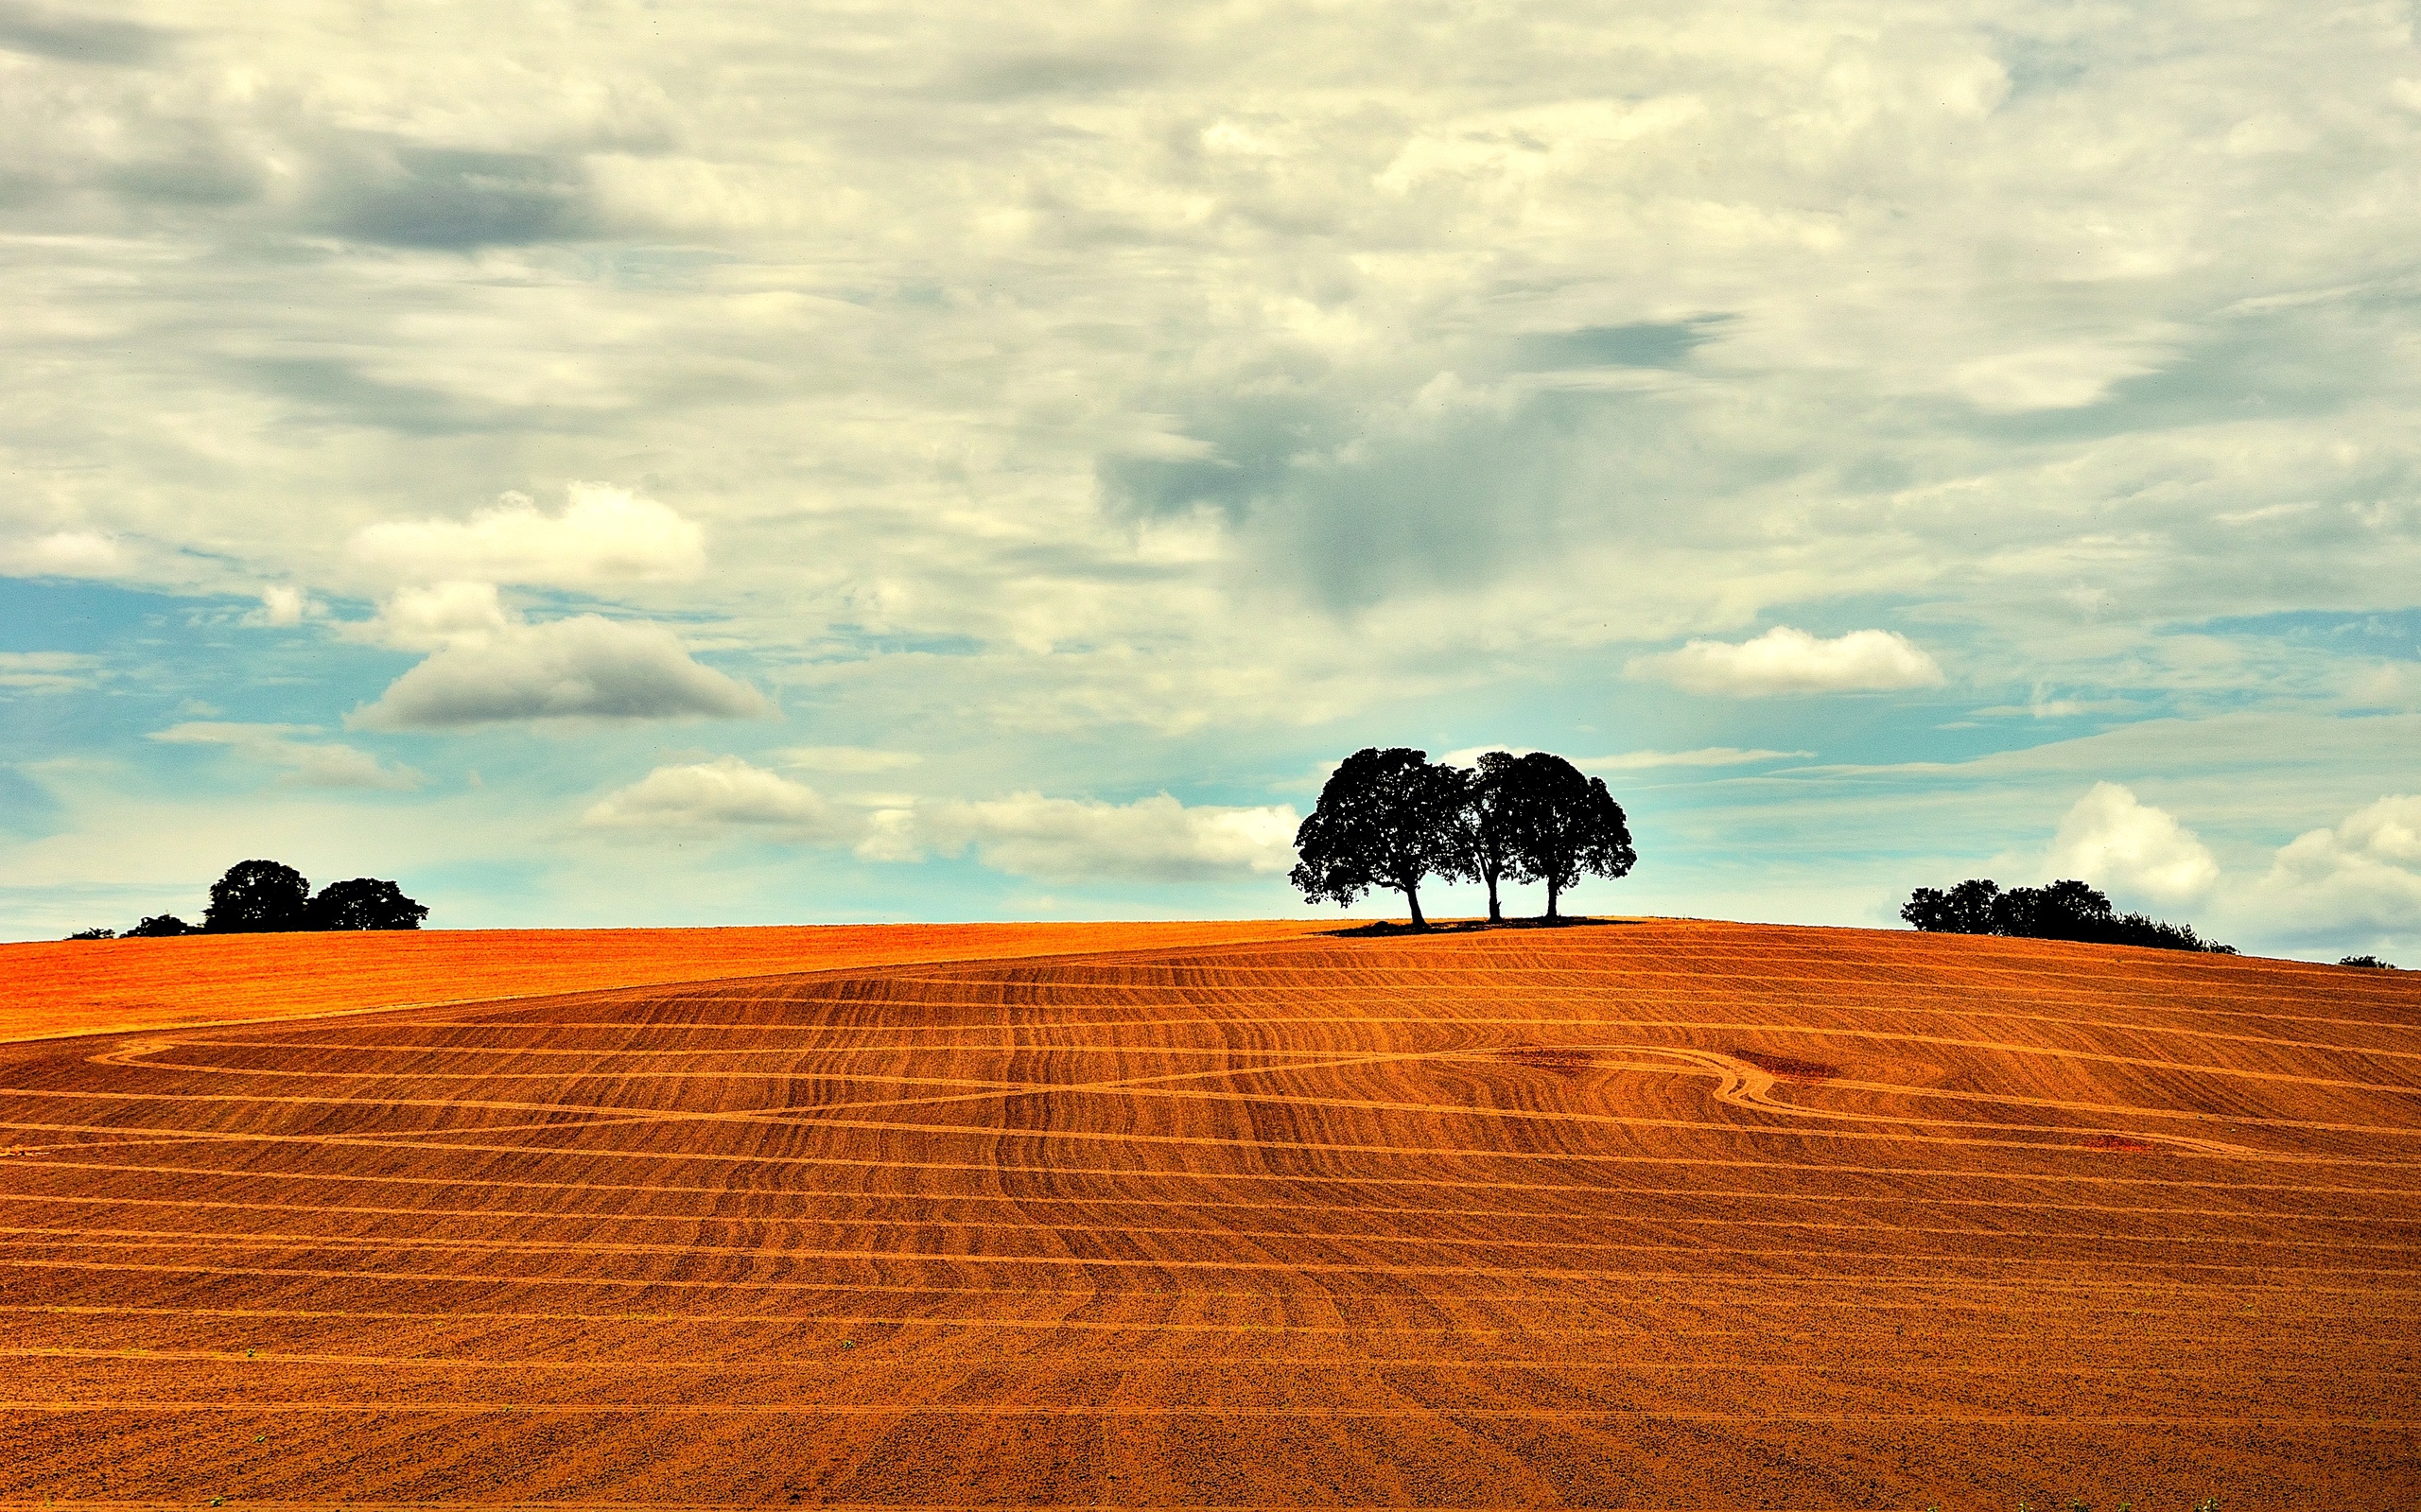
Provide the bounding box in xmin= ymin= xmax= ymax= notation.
xmin=2045 ymin=781 xmax=2221 ymax=904
xmin=149 ymin=721 xmax=425 ymax=791
xmin=351 ymin=615 xmax=766 ymax=729
xmin=2027 ymin=784 xmax=2421 ymax=946
xmin=351 ymin=484 xmax=705 ymax=587
xmin=1628 ymin=628 xmax=1945 ymax=696
xmin=2248 ymin=795 xmax=2421 ymax=933
xmin=583 ymin=756 xmax=852 ymax=837
xmin=913 ymin=793 xmax=1299 ymax=884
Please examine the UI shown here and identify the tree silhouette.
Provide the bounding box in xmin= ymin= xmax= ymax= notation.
xmin=124 ymin=914 xmax=194 ymax=938
xmin=1900 ymin=878 xmax=2001 ymax=933
xmin=1450 ymin=751 xmax=1533 ymax=925
xmin=1289 ymin=747 xmax=1469 ymax=929
xmin=1901 ymin=877 xmax=2230 ymax=953
xmin=305 ymin=878 xmax=429 ymax=931
xmin=1500 ymin=752 xmax=1634 ymax=920
xmin=203 ymin=860 xmax=311 ymax=933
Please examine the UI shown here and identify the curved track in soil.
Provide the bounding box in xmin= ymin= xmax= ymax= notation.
xmin=1 ymin=918 xmax=2416 ymax=1508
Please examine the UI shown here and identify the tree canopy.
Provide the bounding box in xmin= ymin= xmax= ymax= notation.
xmin=204 ymin=860 xmax=312 ymax=933
xmin=305 ymin=878 xmax=431 ymax=931
xmin=1448 ymin=751 xmax=1532 ymax=924
xmin=1289 ymin=747 xmax=1470 ymax=929
xmin=1497 ymin=752 xmax=1635 ymax=921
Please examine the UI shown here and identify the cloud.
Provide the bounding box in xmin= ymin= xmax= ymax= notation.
xmin=350 ymin=616 xmax=767 ymax=730
xmin=776 ymin=745 xmax=924 ymax=773
xmin=353 ymin=581 xmax=514 ymax=652
xmin=2244 ymin=795 xmax=2421 ymax=934
xmin=149 ymin=721 xmax=424 ymax=791
xmin=1 ymin=531 xmax=121 ymax=579
xmin=351 ymin=484 xmax=705 ymax=588
xmin=0 ymin=2 xmax=168 ymax=66
xmin=252 ymin=585 xmax=315 ymax=627
xmin=583 ymin=757 xmax=854 ymax=838
xmin=1441 ymin=743 xmax=1811 ymax=773
xmin=1581 ymin=747 xmax=1816 ymax=772
xmin=2044 ymin=781 xmax=2221 ymax=905
xmin=912 ymin=793 xmax=1298 ymax=883
xmin=1628 ymin=628 xmax=1945 ymax=696
xmin=0 ymin=651 xmax=102 ymax=693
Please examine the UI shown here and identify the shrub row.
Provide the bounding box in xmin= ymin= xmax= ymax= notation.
xmin=1901 ymin=878 xmax=2233 ymax=954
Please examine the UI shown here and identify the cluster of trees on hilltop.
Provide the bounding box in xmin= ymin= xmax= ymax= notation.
xmin=1901 ymin=878 xmax=2233 ymax=954
xmin=69 ymin=860 xmax=428 ymax=940
xmin=1292 ymin=747 xmax=1634 ymax=928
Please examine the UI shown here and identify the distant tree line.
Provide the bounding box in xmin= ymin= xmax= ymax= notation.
xmin=1901 ymin=878 xmax=2233 ymax=955
xmin=68 ymin=860 xmax=428 ymax=940
xmin=2338 ymin=954 xmax=2399 ymax=969
xmin=1292 ymin=747 xmax=1635 ymax=929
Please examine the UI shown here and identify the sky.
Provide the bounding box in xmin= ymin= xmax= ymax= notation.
xmin=3 ymin=0 xmax=2418 ymax=960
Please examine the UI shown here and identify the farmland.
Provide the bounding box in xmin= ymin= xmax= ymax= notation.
xmin=2 ymin=918 xmax=2417 ymax=1507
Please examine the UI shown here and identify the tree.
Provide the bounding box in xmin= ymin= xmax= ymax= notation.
xmin=1901 ymin=878 xmax=2000 ymax=934
xmin=1499 ymin=752 xmax=1635 ymax=920
xmin=1289 ymin=747 xmax=1470 ymax=929
xmin=305 ymin=878 xmax=429 ymax=931
xmin=1994 ymin=878 xmax=2112 ymax=940
xmin=124 ymin=914 xmax=194 ymax=938
xmin=203 ymin=860 xmax=311 ymax=933
xmin=1450 ymin=751 xmax=1533 ymax=925
xmin=67 ymin=927 xmax=116 ymax=941
xmin=2340 ymin=954 xmax=2396 ymax=969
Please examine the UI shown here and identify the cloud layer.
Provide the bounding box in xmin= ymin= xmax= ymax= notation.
xmin=0 ymin=2 xmax=2413 ymax=953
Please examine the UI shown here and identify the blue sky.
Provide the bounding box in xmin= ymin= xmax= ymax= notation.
xmin=3 ymin=1 xmax=2417 ymax=960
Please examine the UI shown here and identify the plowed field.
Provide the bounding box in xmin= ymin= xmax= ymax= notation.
xmin=3 ymin=919 xmax=2417 ymax=1508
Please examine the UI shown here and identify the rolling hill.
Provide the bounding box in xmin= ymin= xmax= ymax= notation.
xmin=2 ymin=918 xmax=2416 ymax=1507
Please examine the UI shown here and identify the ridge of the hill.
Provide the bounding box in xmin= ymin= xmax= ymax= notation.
xmin=0 ymin=919 xmax=1339 ymax=1043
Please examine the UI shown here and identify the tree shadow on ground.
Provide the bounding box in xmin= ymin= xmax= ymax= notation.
xmin=1323 ymin=916 xmax=1637 ymax=939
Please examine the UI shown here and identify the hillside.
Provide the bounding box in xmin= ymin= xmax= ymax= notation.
xmin=2 ymin=919 xmax=2416 ymax=1507
xmin=0 ymin=919 xmax=1335 ymax=1042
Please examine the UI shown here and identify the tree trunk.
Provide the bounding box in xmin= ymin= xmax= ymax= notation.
xmin=1402 ymin=882 xmax=1426 ymax=930
xmin=1544 ymin=876 xmax=1560 ymax=921
xmin=1484 ymin=862 xmax=1502 ymax=924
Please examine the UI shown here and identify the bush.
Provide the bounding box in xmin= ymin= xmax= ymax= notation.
xmin=2339 ymin=954 xmax=2396 ymax=969
xmin=66 ymin=927 xmax=116 ymax=941
xmin=1902 ymin=878 xmax=2231 ymax=954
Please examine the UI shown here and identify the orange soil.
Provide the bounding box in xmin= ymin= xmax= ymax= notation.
xmin=0 ymin=920 xmax=1334 ymax=1043
xmin=2 ymin=918 xmax=2418 ymax=1508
